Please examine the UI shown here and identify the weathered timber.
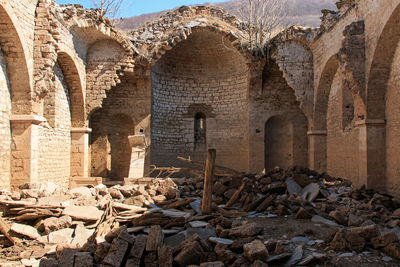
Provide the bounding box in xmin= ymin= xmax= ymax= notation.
xmin=201 ymin=149 xmax=216 ymax=214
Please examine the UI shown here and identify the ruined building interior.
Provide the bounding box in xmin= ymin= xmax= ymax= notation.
xmin=1 ymin=0 xmax=399 ymax=196
xmin=2 ymin=0 xmax=400 ymax=265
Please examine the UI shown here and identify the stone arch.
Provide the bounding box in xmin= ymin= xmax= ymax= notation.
xmin=0 ymin=4 xmax=32 ymax=114
xmin=145 ymin=25 xmax=255 ymax=67
xmin=313 ymin=55 xmax=339 ymax=130
xmin=150 ymin=27 xmax=250 ymax=171
xmin=0 ymin=4 xmax=33 ymax=189
xmin=365 ymin=3 xmax=400 ymax=195
xmin=131 ymin=6 xmax=257 ymax=67
xmin=271 ymin=40 xmax=314 ymax=121
xmin=308 ymin=55 xmax=339 ymax=172
xmin=86 ymin=38 xmax=133 ymax=116
xmin=57 ymin=51 xmax=86 ymax=127
xmin=367 ymin=3 xmax=400 ymax=120
xmin=362 ymin=3 xmax=400 ymax=194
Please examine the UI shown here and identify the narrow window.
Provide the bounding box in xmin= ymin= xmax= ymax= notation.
xmin=194 ymin=112 xmax=206 ymax=151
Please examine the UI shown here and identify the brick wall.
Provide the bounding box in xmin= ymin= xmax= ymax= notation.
xmin=0 ymin=47 xmax=11 ymax=189
xmin=150 ymin=29 xmax=249 ymax=171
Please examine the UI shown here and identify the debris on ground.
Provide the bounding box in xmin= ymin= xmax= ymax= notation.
xmin=1 ymin=166 xmax=400 ymax=266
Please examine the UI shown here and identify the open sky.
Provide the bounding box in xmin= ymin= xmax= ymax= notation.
xmin=56 ymin=0 xmax=228 ymax=18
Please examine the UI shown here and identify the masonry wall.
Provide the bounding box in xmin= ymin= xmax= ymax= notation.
xmin=386 ymin=42 xmax=400 ymax=196
xmin=90 ymin=73 xmax=151 ymax=180
xmin=326 ymin=70 xmax=359 ymax=184
xmin=150 ymin=30 xmax=249 ymax=171
xmin=0 ymin=47 xmax=11 ymax=189
xmin=37 ymin=63 xmax=71 ymax=187
xmin=249 ymin=60 xmax=308 ymax=172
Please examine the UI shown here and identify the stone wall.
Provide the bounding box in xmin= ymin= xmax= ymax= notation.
xmin=327 ymin=70 xmax=359 ymax=184
xmin=3 ymin=0 xmax=400 ymax=196
xmin=150 ymin=29 xmax=249 ymax=171
xmin=38 ymin=62 xmax=71 ymax=187
xmin=249 ymin=60 xmax=308 ymax=173
xmin=385 ymin=41 xmax=400 ymax=196
xmin=89 ymin=72 xmax=151 ymax=180
xmin=0 ymin=47 xmax=11 ymax=189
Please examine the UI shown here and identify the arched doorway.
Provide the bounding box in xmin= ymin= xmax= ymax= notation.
xmin=265 ymin=116 xmax=293 ymax=170
xmin=89 ymin=111 xmax=134 ymax=180
xmin=108 ymin=114 xmax=134 ymax=179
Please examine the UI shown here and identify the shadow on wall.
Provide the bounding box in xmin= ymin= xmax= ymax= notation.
xmin=89 ymin=111 xmax=135 ymax=180
xmin=265 ymin=114 xmax=308 ymax=171
xmin=265 ymin=115 xmax=293 ymax=170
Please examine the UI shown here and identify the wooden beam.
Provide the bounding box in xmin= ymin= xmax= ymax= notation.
xmin=201 ymin=149 xmax=216 ymax=214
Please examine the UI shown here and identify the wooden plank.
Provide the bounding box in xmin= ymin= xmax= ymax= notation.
xmin=201 ymin=149 xmax=216 ymax=214
xmin=0 ymin=215 xmax=15 ymax=245
xmin=158 ymin=198 xmax=194 ymax=210
xmin=177 ymin=155 xmax=241 ymax=176
xmin=226 ymin=181 xmax=247 ymax=207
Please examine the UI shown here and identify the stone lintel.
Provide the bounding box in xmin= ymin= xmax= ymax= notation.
xmin=10 ymin=115 xmax=46 ymax=125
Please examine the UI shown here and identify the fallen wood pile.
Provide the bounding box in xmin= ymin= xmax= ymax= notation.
xmin=1 ymin=166 xmax=400 ymax=266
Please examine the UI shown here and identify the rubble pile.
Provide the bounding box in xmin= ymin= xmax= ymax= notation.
xmin=1 ymin=167 xmax=400 ymax=266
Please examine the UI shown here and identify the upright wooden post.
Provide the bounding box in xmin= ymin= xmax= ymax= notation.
xmin=201 ymin=149 xmax=216 ymax=214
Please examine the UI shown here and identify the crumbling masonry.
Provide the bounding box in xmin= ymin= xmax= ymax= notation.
xmin=1 ymin=0 xmax=400 ymax=196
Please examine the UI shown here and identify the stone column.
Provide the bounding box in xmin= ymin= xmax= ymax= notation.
xmin=356 ymin=119 xmax=386 ymax=191
xmin=127 ymin=134 xmax=149 ymax=179
xmin=10 ymin=115 xmax=45 ymax=188
xmin=70 ymin=127 xmax=92 ymax=178
xmin=307 ymin=130 xmax=327 ymax=173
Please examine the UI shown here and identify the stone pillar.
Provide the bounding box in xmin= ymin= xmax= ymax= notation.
xmin=10 ymin=115 xmax=45 ymax=188
xmin=308 ymin=130 xmax=327 ymax=173
xmin=70 ymin=127 xmax=92 ymax=178
xmin=127 ymin=134 xmax=149 ymax=179
xmin=356 ymin=119 xmax=386 ymax=191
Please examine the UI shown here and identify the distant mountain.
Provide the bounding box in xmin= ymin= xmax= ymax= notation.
xmin=116 ymin=0 xmax=337 ymax=31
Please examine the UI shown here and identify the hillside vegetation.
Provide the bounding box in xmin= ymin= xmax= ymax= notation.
xmin=116 ymin=0 xmax=337 ymax=31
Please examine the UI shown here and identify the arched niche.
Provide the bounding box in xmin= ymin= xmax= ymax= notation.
xmin=150 ymin=28 xmax=250 ymax=171
xmin=265 ymin=116 xmax=293 ymax=170
xmin=89 ymin=110 xmax=135 ymax=181
xmin=264 ymin=114 xmax=308 ymax=171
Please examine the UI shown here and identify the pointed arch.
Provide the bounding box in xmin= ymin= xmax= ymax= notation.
xmin=57 ymin=51 xmax=86 ymax=127
xmin=313 ymin=55 xmax=339 ymax=130
xmin=367 ymin=3 xmax=400 ymax=120
xmin=0 ymin=4 xmax=33 ymax=114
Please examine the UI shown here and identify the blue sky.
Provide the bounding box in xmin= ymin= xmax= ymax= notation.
xmin=56 ymin=0 xmax=228 ymax=18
